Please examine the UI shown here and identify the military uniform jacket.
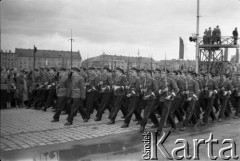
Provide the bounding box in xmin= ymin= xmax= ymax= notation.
xmin=87 ymin=74 xmax=99 ymax=92
xmin=126 ymin=76 xmax=141 ymax=97
xmin=68 ymin=72 xmax=86 ymax=99
xmin=99 ymin=74 xmax=113 ymax=93
xmin=142 ymin=77 xmax=158 ymax=100
xmin=158 ymin=77 xmax=179 ymax=102
xmin=217 ymin=79 xmax=232 ymax=98
xmin=113 ymin=74 xmax=128 ymax=96
xmin=185 ymin=78 xmax=200 ymax=99
xmin=203 ymin=78 xmax=218 ymax=98
xmin=0 ymin=72 xmax=8 ymax=90
xmin=232 ymin=79 xmax=240 ymax=97
xmin=56 ymin=75 xmax=68 ymax=97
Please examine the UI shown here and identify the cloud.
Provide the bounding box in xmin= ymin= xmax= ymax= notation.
xmin=1 ymin=0 xmax=240 ymax=60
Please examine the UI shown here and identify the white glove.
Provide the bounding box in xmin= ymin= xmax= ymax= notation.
xmin=214 ymin=90 xmax=217 ymax=94
xmin=165 ymin=95 xmax=171 ymax=100
xmin=159 ymin=89 xmax=162 ymax=94
xmin=171 ymin=92 xmax=176 ymax=97
xmin=228 ymin=91 xmax=231 ymax=95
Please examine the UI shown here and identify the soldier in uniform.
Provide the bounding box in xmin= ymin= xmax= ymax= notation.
xmin=1 ymin=67 xmax=8 ymax=109
xmin=107 ymin=67 xmax=128 ymax=125
xmin=94 ymin=67 xmax=113 ymax=121
xmin=207 ymin=27 xmax=212 ymax=44
xmin=64 ymin=67 xmax=89 ymax=125
xmin=180 ymin=71 xmax=200 ymax=130
xmin=139 ymin=69 xmax=159 ymax=132
xmin=121 ymin=67 xmax=142 ymax=128
xmin=217 ymin=74 xmax=232 ymax=122
xmin=41 ymin=67 xmax=58 ymax=111
xmin=232 ymin=73 xmax=240 ymax=119
xmin=216 ymin=25 xmax=221 ymax=44
xmin=85 ymin=67 xmax=100 ymax=116
xmin=202 ymin=72 xmax=218 ymax=125
xmin=51 ymin=68 xmax=69 ymax=122
xmin=156 ymin=69 xmax=179 ymax=134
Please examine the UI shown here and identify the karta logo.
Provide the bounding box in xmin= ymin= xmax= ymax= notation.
xmin=142 ymin=131 xmax=239 ymax=160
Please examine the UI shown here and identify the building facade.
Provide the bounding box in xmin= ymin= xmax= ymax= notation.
xmin=15 ymin=48 xmax=82 ymax=70
xmin=1 ymin=50 xmax=17 ymax=69
xmin=82 ymin=54 xmax=195 ymax=71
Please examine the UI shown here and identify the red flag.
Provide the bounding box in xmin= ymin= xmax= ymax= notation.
xmin=179 ymin=37 xmax=184 ymax=59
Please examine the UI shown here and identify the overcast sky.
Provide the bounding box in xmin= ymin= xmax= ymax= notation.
xmin=1 ymin=0 xmax=240 ymax=60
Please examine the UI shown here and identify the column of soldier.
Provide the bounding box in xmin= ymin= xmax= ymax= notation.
xmin=1 ymin=66 xmax=240 ymax=134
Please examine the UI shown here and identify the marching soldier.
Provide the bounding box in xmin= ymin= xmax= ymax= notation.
xmin=51 ymin=68 xmax=69 ymax=122
xmin=180 ymin=71 xmax=200 ymax=130
xmin=85 ymin=67 xmax=100 ymax=116
xmin=156 ymin=69 xmax=179 ymax=134
xmin=202 ymin=72 xmax=218 ymax=125
xmin=217 ymin=74 xmax=232 ymax=122
xmin=139 ymin=69 xmax=159 ymax=132
xmin=121 ymin=67 xmax=142 ymax=128
xmin=232 ymin=73 xmax=240 ymax=119
xmin=107 ymin=67 xmax=128 ymax=125
xmin=42 ymin=67 xmax=58 ymax=111
xmin=1 ymin=67 xmax=8 ymax=109
xmin=94 ymin=67 xmax=113 ymax=121
xmin=64 ymin=67 xmax=89 ymax=125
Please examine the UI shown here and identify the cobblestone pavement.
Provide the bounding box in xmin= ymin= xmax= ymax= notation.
xmin=0 ymin=108 xmax=150 ymax=152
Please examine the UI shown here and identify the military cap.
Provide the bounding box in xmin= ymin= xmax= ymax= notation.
xmin=116 ymin=67 xmax=124 ymax=74
xmin=162 ymin=68 xmax=169 ymax=73
xmin=146 ymin=69 xmax=153 ymax=74
xmin=72 ymin=67 xmax=80 ymax=72
xmin=155 ymin=68 xmax=161 ymax=73
xmin=177 ymin=70 xmax=182 ymax=75
xmin=81 ymin=67 xmax=87 ymax=71
xmin=34 ymin=68 xmax=39 ymax=71
xmin=103 ymin=67 xmax=111 ymax=72
xmin=130 ymin=67 xmax=139 ymax=73
xmin=59 ymin=68 xmax=66 ymax=71
xmin=172 ymin=70 xmax=178 ymax=75
xmin=95 ymin=67 xmax=101 ymax=71
xmin=50 ymin=67 xmax=57 ymax=72
xmin=88 ymin=67 xmax=95 ymax=70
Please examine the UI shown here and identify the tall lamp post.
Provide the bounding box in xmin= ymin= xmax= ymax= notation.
xmin=69 ymin=29 xmax=74 ymax=69
xmin=195 ymin=0 xmax=200 ymax=73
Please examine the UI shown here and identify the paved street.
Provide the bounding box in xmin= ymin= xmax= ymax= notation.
xmin=0 ymin=108 xmax=150 ymax=152
xmin=1 ymin=108 xmax=240 ymax=161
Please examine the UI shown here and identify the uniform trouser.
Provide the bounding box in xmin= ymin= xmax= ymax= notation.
xmin=203 ymin=97 xmax=216 ymax=123
xmin=234 ymin=96 xmax=240 ymax=116
xmin=37 ymin=88 xmax=48 ymax=108
xmin=136 ymin=96 xmax=146 ymax=114
xmin=213 ymin=96 xmax=220 ymax=112
xmin=67 ymin=98 xmax=89 ymax=123
xmin=28 ymin=89 xmax=37 ymax=106
xmin=183 ymin=100 xmax=197 ymax=127
xmin=108 ymin=95 xmax=127 ymax=121
xmin=32 ymin=89 xmax=42 ymax=107
xmin=53 ymin=96 xmax=67 ymax=120
xmin=96 ymin=92 xmax=111 ymax=119
xmin=44 ymin=87 xmax=56 ymax=109
xmin=85 ymin=92 xmax=97 ymax=115
xmin=141 ymin=100 xmax=159 ymax=128
xmin=218 ymin=97 xmax=229 ymax=119
xmin=157 ymin=100 xmax=176 ymax=133
xmin=171 ymin=97 xmax=183 ymax=123
xmin=124 ymin=96 xmax=142 ymax=124
xmin=1 ymin=89 xmax=7 ymax=109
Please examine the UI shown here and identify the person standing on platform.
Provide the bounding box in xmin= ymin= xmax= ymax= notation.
xmin=207 ymin=27 xmax=212 ymax=44
xmin=233 ymin=27 xmax=238 ymax=45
